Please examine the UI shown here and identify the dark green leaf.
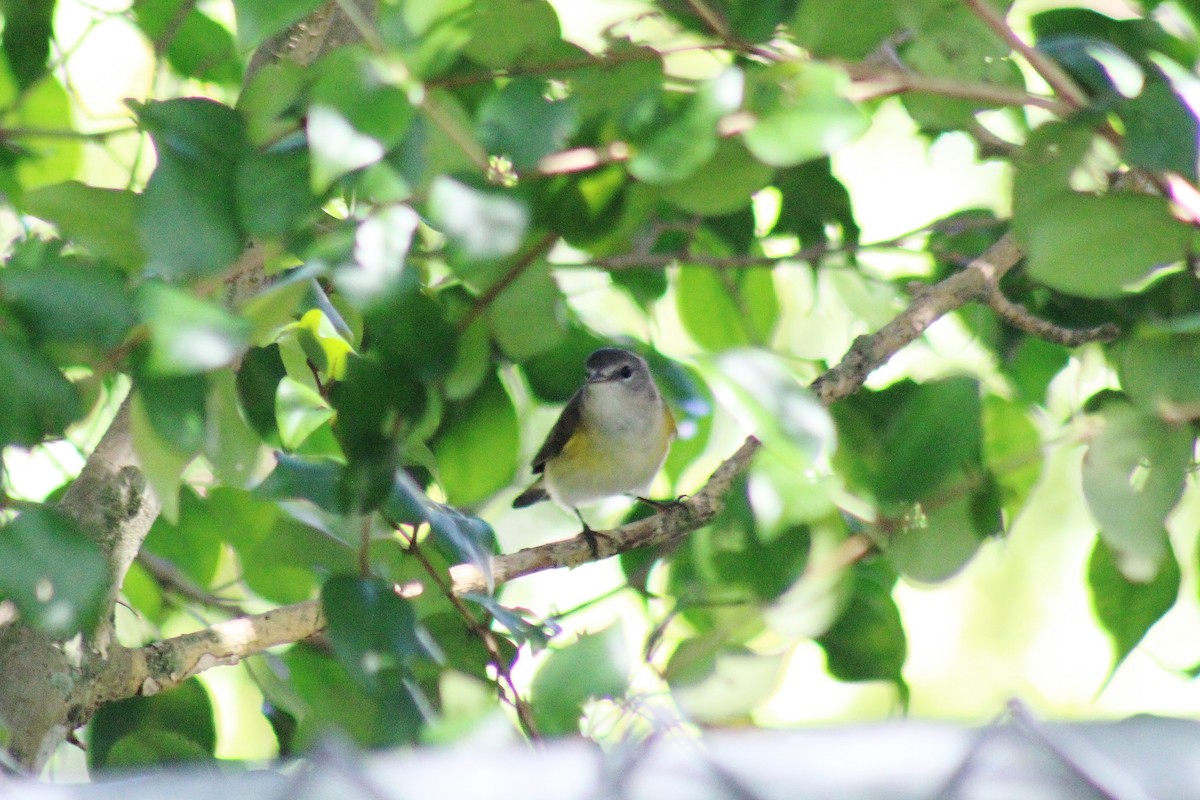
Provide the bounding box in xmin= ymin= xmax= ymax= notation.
xmin=364 ymin=288 xmax=457 ymax=382
xmin=253 ymin=453 xmax=343 ymax=512
xmin=134 ymin=0 xmax=241 ymax=86
xmin=530 ymin=626 xmax=629 ymax=735
xmin=0 ymin=254 xmax=134 ymax=354
xmin=1 ymin=0 xmax=54 ymax=88
xmin=23 ymin=182 xmax=145 ymax=271
xmin=322 ymin=575 xmax=429 ymax=693
xmin=426 ymin=504 xmax=497 ymax=590
xmin=885 ymin=488 xmax=987 ymax=583
xmin=0 ymin=334 xmax=82 ymax=447
xmin=477 ymin=78 xmax=579 ymax=171
xmin=1120 ymin=80 xmax=1199 ymax=181
xmin=662 ymin=138 xmax=773 ymax=216
xmin=792 ymin=0 xmax=901 ymax=59
xmin=1089 ymin=535 xmax=1180 ymax=675
xmin=236 ymin=344 xmax=287 ymax=440
xmin=628 ymin=68 xmax=743 ymax=184
xmin=88 ymin=678 xmax=215 ymax=770
xmin=136 ymin=98 xmax=245 ymax=281
xmin=236 ymin=144 xmax=317 ymax=237
xmin=133 ymin=375 xmax=207 ymax=456
xmin=432 ymin=373 xmax=518 ymax=506
xmin=0 ymin=508 xmax=108 ymax=639
xmin=463 ymin=0 xmax=560 ymax=69
xmin=462 ymin=593 xmax=559 ymax=650
xmin=816 ymin=562 xmax=907 ymax=691
xmin=1118 ymin=327 xmax=1200 ymax=415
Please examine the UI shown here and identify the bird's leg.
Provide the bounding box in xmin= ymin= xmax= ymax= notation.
xmin=575 ymin=509 xmax=609 ymax=558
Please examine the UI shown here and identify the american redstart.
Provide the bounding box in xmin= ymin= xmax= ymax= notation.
xmin=512 ymin=347 xmax=676 ymax=552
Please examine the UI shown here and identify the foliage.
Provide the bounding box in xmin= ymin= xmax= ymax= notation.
xmin=2 ymin=0 xmax=1200 ymax=773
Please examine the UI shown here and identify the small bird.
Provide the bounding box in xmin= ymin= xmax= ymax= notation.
xmin=512 ymin=347 xmax=676 ymax=554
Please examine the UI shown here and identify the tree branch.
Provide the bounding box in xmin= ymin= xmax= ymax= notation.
xmin=960 ymin=0 xmax=1088 ymax=110
xmin=110 ymin=230 xmax=1127 ymax=703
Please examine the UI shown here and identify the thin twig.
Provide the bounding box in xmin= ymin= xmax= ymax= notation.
xmin=960 ymin=0 xmax=1088 ymax=110
xmin=457 ymin=231 xmax=559 ymax=331
xmin=984 ymin=287 xmax=1120 ymax=346
xmin=392 ymin=522 xmax=541 ymax=741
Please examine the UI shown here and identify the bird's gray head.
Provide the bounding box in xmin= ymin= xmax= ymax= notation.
xmin=584 ymin=348 xmax=653 ymax=392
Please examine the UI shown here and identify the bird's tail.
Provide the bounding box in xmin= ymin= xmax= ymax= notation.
xmin=512 ymin=477 xmax=549 ymax=508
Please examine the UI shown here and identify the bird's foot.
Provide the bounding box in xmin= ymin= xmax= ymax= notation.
xmin=579 ymin=524 xmax=612 ymax=559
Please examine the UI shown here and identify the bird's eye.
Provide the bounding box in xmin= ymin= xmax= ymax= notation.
xmin=618 ymin=365 xmax=634 ymax=379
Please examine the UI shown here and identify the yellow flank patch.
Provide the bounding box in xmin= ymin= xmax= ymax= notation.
xmin=557 ymin=423 xmax=607 ymax=469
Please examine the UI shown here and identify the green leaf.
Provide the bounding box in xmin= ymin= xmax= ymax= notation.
xmin=104 ymin=731 xmax=217 ymax=771
xmin=463 ymin=0 xmax=560 ymax=69
xmin=676 ymin=260 xmax=779 ymax=350
xmin=134 ymin=0 xmax=241 ymax=86
xmin=982 ymin=396 xmax=1043 ymax=522
xmin=816 ymin=562 xmax=907 ymax=692
xmin=425 ymin=502 xmax=498 ymax=591
xmin=376 ymin=0 xmax=474 ymax=78
xmin=1081 ymin=401 xmax=1191 ymax=581
xmin=322 ymin=575 xmax=429 ymax=693
xmin=477 ymin=77 xmax=579 ymax=171
xmin=233 ymin=0 xmax=325 ymax=51
xmin=23 ymin=182 xmax=145 ymax=271
xmin=1088 ymin=535 xmax=1180 ymax=675
xmin=628 ymin=68 xmax=743 ymax=184
xmin=363 ymin=287 xmax=457 ymax=383
xmin=0 ymin=508 xmax=109 ymax=639
xmin=741 ymin=62 xmax=868 ymax=167
xmin=662 ymin=138 xmax=774 ymax=216
xmin=1 ymin=0 xmax=54 ymax=88
xmin=136 ymin=98 xmax=245 ymax=281
xmin=530 ymin=626 xmax=629 ymax=735
xmin=236 ymin=344 xmax=287 ymax=440
xmin=241 ymin=516 xmax=355 ymax=604
xmin=282 ymin=641 xmax=422 ymax=748
xmin=666 ymin=639 xmax=787 ymax=724
xmin=254 ymin=453 xmax=343 ymax=513
xmin=839 ymin=377 xmax=983 ymax=506
xmin=236 ymin=144 xmax=317 ymax=238
xmin=0 ymin=334 xmax=82 ymax=447
xmin=132 ymin=374 xmax=207 ymax=457
xmin=792 ymin=0 xmax=901 ymax=59
xmin=1117 ymin=328 xmax=1200 ymax=416
xmin=433 ymin=373 xmax=518 ymax=506
xmin=486 ymin=259 xmax=566 ymax=361
xmin=1020 ymin=193 xmax=1190 ymax=298
xmin=885 ymin=488 xmax=987 ymax=583
xmin=0 ymin=255 xmax=134 ymax=355
xmin=137 ymin=282 xmax=252 ymax=375
xmin=1120 ymin=79 xmax=1199 ymax=181
xmin=143 ymin=487 xmax=227 ymax=589
xmin=88 ymin=678 xmax=216 ymax=771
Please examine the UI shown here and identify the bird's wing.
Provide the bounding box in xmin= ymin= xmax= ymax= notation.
xmin=530 ymin=388 xmax=584 ymax=474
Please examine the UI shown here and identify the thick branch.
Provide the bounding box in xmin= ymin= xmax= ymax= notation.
xmin=810 ymin=233 xmax=1024 ymax=403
